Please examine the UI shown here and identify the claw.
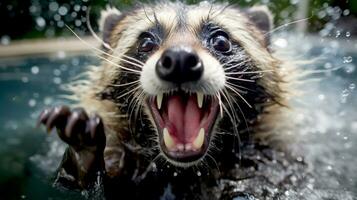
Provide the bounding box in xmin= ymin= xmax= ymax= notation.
xmin=37 ymin=106 xmax=106 ymax=151
xmin=87 ymin=115 xmax=105 ymax=149
xmin=65 ymin=108 xmax=88 ymax=140
xmin=46 ymin=106 xmax=70 ymax=132
xmin=37 ymin=108 xmax=51 ymax=128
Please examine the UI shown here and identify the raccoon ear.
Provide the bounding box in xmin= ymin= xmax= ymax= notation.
xmin=245 ymin=6 xmax=273 ymax=44
xmin=99 ymin=6 xmax=124 ymax=46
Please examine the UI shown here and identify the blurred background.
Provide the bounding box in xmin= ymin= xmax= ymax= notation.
xmin=0 ymin=0 xmax=357 ymax=41
xmin=0 ymin=0 xmax=356 ymax=200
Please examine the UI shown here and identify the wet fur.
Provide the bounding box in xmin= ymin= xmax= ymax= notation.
xmin=56 ymin=1 xmax=302 ymax=199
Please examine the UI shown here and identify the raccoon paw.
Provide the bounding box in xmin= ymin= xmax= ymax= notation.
xmin=38 ymin=106 xmax=106 ymax=187
xmin=38 ymin=105 xmax=106 ymax=153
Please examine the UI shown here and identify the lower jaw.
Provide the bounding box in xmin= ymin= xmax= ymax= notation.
xmin=146 ymin=94 xmax=220 ymax=166
xmin=160 ymin=138 xmax=210 ymax=164
xmin=158 ymin=114 xmax=218 ymax=165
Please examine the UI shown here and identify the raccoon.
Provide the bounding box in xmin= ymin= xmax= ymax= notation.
xmin=38 ymin=1 xmax=306 ymax=199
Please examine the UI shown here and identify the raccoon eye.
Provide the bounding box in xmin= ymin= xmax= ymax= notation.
xmin=138 ymin=38 xmax=156 ymax=52
xmin=138 ymin=32 xmax=158 ymax=53
xmin=210 ymin=31 xmax=231 ymax=53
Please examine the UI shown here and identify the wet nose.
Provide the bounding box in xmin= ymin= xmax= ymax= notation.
xmin=156 ymin=47 xmax=203 ymax=84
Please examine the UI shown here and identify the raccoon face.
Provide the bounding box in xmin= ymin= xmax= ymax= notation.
xmin=99 ymin=2 xmax=276 ymax=167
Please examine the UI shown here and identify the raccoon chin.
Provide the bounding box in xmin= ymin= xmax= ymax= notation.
xmin=147 ymin=90 xmax=219 ymax=166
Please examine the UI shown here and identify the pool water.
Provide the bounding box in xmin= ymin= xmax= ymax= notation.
xmin=0 ymin=35 xmax=356 ymax=199
xmin=0 ymin=54 xmax=96 ymax=199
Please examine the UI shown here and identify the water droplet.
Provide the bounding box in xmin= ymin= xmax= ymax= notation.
xmin=73 ymin=4 xmax=80 ymax=11
xmin=53 ymin=77 xmax=62 ymax=84
xmin=274 ymin=38 xmax=288 ymax=48
xmin=343 ymin=136 xmax=348 ymax=140
xmin=57 ymin=21 xmax=64 ymax=28
xmin=349 ymin=83 xmax=355 ymax=90
xmin=49 ymin=2 xmax=59 ymax=12
xmin=343 ymin=56 xmax=352 ymax=63
xmin=173 ymin=172 xmax=177 ymax=177
xmin=44 ymin=97 xmax=53 ymax=105
xmin=53 ymin=69 xmax=61 ymax=76
xmin=326 ymin=165 xmax=332 ymax=170
xmin=58 ymin=6 xmax=68 ymax=16
xmin=28 ymin=99 xmax=36 ymax=107
xmin=335 ymin=30 xmax=341 ymax=38
xmin=61 ymin=64 xmax=69 ymax=71
xmin=296 ymin=157 xmax=303 ymax=162
xmin=343 ymin=9 xmax=350 ymax=16
xmin=344 ymin=64 xmax=355 ymax=74
xmin=71 ymin=12 xmax=78 ymax=18
xmin=1 ymin=35 xmax=11 ymax=45
xmin=31 ymin=66 xmax=39 ymax=74
xmin=317 ymin=10 xmax=326 ymax=19
xmin=71 ymin=58 xmax=80 ymax=66
xmin=36 ymin=17 xmax=46 ymax=28
xmin=318 ymin=94 xmax=325 ymax=101
xmin=197 ymin=171 xmax=201 ymax=176
xmin=29 ymin=5 xmax=37 ymax=13
xmin=54 ymin=14 xmax=61 ymax=21
xmin=57 ymin=51 xmax=66 ymax=59
xmin=284 ymin=190 xmax=290 ymax=196
xmin=75 ymin=19 xmax=82 ymax=27
xmin=346 ymin=31 xmax=351 ymax=37
xmin=290 ymin=0 xmax=299 ymax=5
xmin=341 ymin=89 xmax=349 ymax=97
xmin=307 ymin=183 xmax=314 ymax=189
xmin=21 ymin=76 xmax=29 ymax=83
xmin=324 ymin=62 xmax=332 ymax=69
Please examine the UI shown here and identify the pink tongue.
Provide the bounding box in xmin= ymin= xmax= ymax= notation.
xmin=167 ymin=95 xmax=201 ymax=142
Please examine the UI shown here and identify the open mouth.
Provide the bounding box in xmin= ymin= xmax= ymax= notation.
xmin=147 ymin=91 xmax=219 ymax=164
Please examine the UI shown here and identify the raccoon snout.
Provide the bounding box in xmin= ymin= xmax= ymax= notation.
xmin=155 ymin=47 xmax=203 ymax=84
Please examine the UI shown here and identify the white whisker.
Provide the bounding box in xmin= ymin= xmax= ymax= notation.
xmin=223 ymin=89 xmax=250 ymax=133
xmin=226 ymin=82 xmax=255 ymax=93
xmin=215 ymin=92 xmax=223 ymax=118
xmin=225 ymin=84 xmax=252 ymax=108
xmin=225 ymin=76 xmax=256 ymax=83
xmin=225 ymin=70 xmax=273 ymax=75
xmin=219 ymin=95 xmax=242 ymax=157
xmin=86 ymin=9 xmax=145 ymax=67
xmin=265 ymin=17 xmax=311 ymax=36
xmin=66 ymin=25 xmax=144 ymax=69
xmin=97 ymin=53 xmax=141 ymax=74
xmin=110 ymin=80 xmax=140 ymax=87
xmin=116 ymin=85 xmax=141 ymax=99
xmin=224 ymin=59 xmax=252 ymax=71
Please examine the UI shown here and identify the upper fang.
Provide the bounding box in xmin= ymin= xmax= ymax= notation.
xmin=157 ymin=93 xmax=163 ymax=109
xmin=197 ymin=92 xmax=204 ymax=108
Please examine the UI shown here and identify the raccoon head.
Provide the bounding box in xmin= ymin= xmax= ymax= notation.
xmin=98 ymin=2 xmax=283 ymax=167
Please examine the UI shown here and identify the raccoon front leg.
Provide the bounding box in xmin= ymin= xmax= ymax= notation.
xmin=38 ymin=106 xmax=106 ymax=188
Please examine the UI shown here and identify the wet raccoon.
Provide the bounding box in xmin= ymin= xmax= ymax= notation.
xmin=38 ymin=2 xmax=306 ymax=199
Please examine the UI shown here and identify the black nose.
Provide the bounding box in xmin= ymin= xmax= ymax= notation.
xmin=156 ymin=47 xmax=203 ymax=84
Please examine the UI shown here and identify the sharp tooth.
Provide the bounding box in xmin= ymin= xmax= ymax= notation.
xmin=157 ymin=93 xmax=163 ymax=110
xmin=193 ymin=128 xmax=205 ymax=149
xmin=177 ymin=144 xmax=184 ymax=151
xmin=163 ymin=128 xmax=175 ymax=150
xmin=185 ymin=144 xmax=192 ymax=151
xmin=197 ymin=92 xmax=204 ymax=108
